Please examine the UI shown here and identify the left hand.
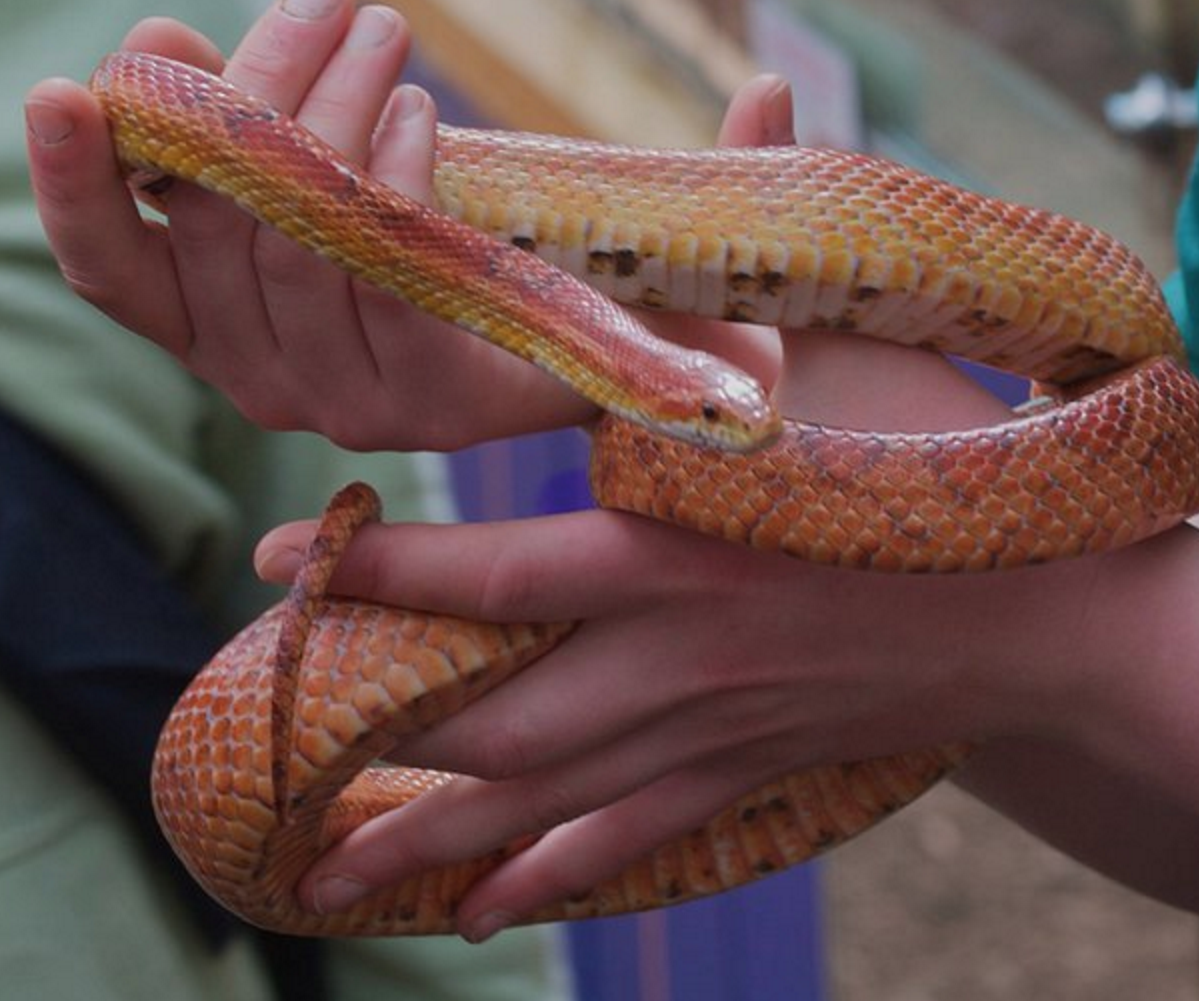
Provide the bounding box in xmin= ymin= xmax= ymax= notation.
xmin=254 ymin=461 xmax=1134 ymax=942
xmin=25 ymin=1 xmax=780 ymax=451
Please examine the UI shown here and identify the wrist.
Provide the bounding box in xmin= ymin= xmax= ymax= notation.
xmin=950 ymin=525 xmax=1199 ymax=806
xmin=1054 ymin=526 xmax=1199 ymax=789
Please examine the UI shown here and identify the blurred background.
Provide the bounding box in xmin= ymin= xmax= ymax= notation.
xmin=394 ymin=1 xmax=1199 ymax=998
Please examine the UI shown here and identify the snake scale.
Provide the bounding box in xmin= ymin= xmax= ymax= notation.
xmin=90 ymin=52 xmax=1199 ymax=935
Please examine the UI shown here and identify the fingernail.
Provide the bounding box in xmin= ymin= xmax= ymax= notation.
xmin=462 ymin=910 xmax=516 ymax=944
xmin=25 ymin=99 xmax=73 ymax=146
xmin=311 ymin=874 xmax=369 ymax=915
xmin=385 ymin=84 xmax=429 ymax=125
xmin=280 ymin=0 xmax=342 ymax=21
xmin=345 ymin=5 xmax=398 ymax=49
xmin=763 ymin=76 xmax=796 ymax=146
xmin=254 ymin=544 xmax=304 ymax=583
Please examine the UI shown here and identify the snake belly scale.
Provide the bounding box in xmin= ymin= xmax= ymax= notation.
xmin=89 ymin=52 xmax=1199 ymax=935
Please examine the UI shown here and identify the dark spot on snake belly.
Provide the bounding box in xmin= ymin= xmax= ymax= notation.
xmin=762 ymin=270 xmax=787 ymax=297
xmin=852 ymin=284 xmax=882 ymax=303
xmin=914 ymin=333 xmax=952 ymax=352
xmin=966 ymin=307 xmax=1013 ymax=335
xmin=1058 ymin=342 xmax=1119 ymax=368
xmin=614 ymin=248 xmax=639 ymax=278
xmin=511 ymin=235 xmax=537 ymax=253
xmin=730 ymin=271 xmax=759 ymax=297
xmin=588 ymin=249 xmax=615 ymax=275
xmin=640 ymin=287 xmax=668 ymax=309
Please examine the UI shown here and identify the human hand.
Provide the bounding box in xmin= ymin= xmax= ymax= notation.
xmin=26 ymin=0 xmax=780 ymax=451
xmin=211 ymin=11 xmax=1025 ymax=935
xmin=254 ymin=461 xmax=1168 ymax=940
xmin=242 ymin=157 xmax=1146 ymax=941
xmin=253 ymin=327 xmax=1199 ymax=930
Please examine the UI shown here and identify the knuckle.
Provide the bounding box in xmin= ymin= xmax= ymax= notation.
xmin=251 ymin=226 xmax=324 ymax=291
xmin=224 ymin=49 xmax=292 ymax=106
xmin=221 ymin=379 xmax=305 ymax=434
xmin=58 ymin=262 xmax=116 ymax=310
xmin=322 ymin=404 xmax=405 ymax=453
xmin=374 ymin=831 xmax=436 ymax=879
xmin=323 ymin=420 xmax=379 ymax=454
xmin=527 ymin=780 xmax=581 ymax=833
xmin=293 ymin=90 xmax=352 ymax=134
xmin=472 ymin=547 xmax=546 ymax=623
xmin=168 ymin=195 xmax=246 ymax=255
xmin=467 ymin=714 xmax=534 ymax=782
xmin=527 ymin=848 xmax=612 ymax=909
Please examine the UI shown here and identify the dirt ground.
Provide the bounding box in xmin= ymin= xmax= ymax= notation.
xmin=820 ymin=4 xmax=1199 ymax=998
xmin=825 ymin=783 xmax=1198 ymax=1000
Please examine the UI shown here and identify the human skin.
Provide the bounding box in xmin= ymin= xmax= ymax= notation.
xmin=25 ymin=0 xmax=1199 ymax=944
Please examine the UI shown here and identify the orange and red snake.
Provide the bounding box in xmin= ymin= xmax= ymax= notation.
xmin=90 ymin=51 xmax=1199 ymax=935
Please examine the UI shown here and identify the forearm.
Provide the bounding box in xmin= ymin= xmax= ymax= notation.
xmin=780 ymin=332 xmax=1199 ymax=911
xmin=955 ymin=524 xmax=1199 ymax=911
xmin=960 ymin=736 xmax=1199 ymax=912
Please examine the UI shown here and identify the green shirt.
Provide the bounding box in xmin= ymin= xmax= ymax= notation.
xmin=0 ymin=0 xmax=452 ymax=631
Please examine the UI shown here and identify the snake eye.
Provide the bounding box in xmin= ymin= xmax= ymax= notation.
xmin=701 ymin=401 xmax=721 ymax=422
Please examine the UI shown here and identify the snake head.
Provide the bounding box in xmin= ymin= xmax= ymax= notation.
xmin=642 ymin=361 xmax=782 ymax=453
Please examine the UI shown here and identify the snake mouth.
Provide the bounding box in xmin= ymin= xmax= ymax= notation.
xmin=612 ymin=397 xmax=783 ymax=453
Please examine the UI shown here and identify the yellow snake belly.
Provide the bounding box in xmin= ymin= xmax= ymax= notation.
xmin=87 ymin=52 xmax=1199 ymax=935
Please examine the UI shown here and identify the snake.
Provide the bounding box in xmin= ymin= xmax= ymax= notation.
xmin=89 ymin=52 xmax=1199 ymax=936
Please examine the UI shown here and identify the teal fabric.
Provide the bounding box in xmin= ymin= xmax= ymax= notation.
xmin=1164 ymin=85 xmax=1199 ymax=375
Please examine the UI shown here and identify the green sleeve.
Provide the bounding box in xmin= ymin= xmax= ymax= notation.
xmin=0 ymin=0 xmax=250 ymax=586
xmin=1 ymin=0 xmax=454 ymax=622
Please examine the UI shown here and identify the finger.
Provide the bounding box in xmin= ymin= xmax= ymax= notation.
xmin=255 ymin=509 xmax=732 ymax=622
xmin=291 ymin=5 xmax=410 ymax=162
xmin=25 ymin=78 xmax=189 ymax=347
xmin=224 ymin=0 xmax=355 ymax=108
xmin=358 ymin=70 xmax=598 ymax=448
xmin=455 ymin=760 xmax=764 ymax=941
xmin=368 ymin=83 xmax=437 ymax=206
xmin=350 ymin=81 xmax=466 ymax=417
xmin=162 ymin=0 xmax=358 ymax=411
xmin=250 ymin=5 xmax=414 ymax=401
xmin=119 ymin=16 xmax=226 ymax=72
xmin=717 ymin=72 xmax=796 ymax=148
xmin=255 ymin=510 xmax=795 ymax=783
xmin=26 ymin=19 xmax=231 ymax=358
xmin=299 ymin=717 xmax=754 ymax=920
